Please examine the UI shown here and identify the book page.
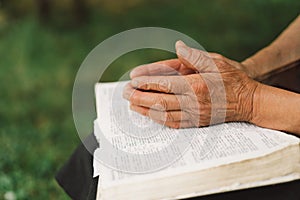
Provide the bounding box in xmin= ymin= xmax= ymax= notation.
xmin=93 ymin=81 xmax=299 ymax=187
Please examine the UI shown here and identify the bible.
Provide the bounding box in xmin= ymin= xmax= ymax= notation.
xmin=93 ymin=81 xmax=300 ymax=200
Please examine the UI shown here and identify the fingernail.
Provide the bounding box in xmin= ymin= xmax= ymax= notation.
xmin=122 ymin=89 xmax=130 ymax=100
xmin=130 ymin=68 xmax=140 ymax=78
xmin=130 ymin=70 xmax=137 ymax=78
xmin=176 ymin=40 xmax=185 ymax=47
xmin=130 ymin=64 xmax=146 ymax=78
xmin=177 ymin=44 xmax=189 ymax=58
xmin=129 ymin=104 xmax=134 ymax=110
xmin=131 ymin=79 xmax=139 ymax=87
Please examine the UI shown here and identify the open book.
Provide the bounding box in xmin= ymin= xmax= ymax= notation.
xmin=93 ymin=81 xmax=300 ymax=200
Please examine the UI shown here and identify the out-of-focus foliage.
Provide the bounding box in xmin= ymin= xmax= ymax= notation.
xmin=0 ymin=0 xmax=299 ymax=199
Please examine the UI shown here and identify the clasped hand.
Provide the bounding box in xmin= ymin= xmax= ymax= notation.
xmin=123 ymin=41 xmax=259 ymax=128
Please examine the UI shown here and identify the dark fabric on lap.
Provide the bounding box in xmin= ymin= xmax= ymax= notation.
xmin=187 ymin=180 xmax=300 ymax=200
xmin=55 ymin=62 xmax=300 ymax=200
xmin=261 ymin=61 xmax=300 ymax=93
xmin=55 ymin=134 xmax=98 ymax=200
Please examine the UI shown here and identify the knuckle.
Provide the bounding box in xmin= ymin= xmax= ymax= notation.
xmin=188 ymin=50 xmax=203 ymax=67
xmin=188 ymin=113 xmax=199 ymax=126
xmin=191 ymin=82 xmax=208 ymax=95
xmin=179 ymin=95 xmax=191 ymax=110
xmin=199 ymin=121 xmax=208 ymax=127
xmin=130 ymin=92 xmax=139 ymax=104
xmin=211 ymin=53 xmax=224 ymax=60
xmin=200 ymin=102 xmax=211 ymax=112
xmin=215 ymin=60 xmax=227 ymax=68
xmin=199 ymin=115 xmax=210 ymax=126
xmin=156 ymin=96 xmax=168 ymax=110
xmin=155 ymin=111 xmax=164 ymax=121
xmin=139 ymin=79 xmax=150 ymax=90
xmin=199 ymin=110 xmax=211 ymax=126
xmin=144 ymin=78 xmax=156 ymax=90
xmin=158 ymin=79 xmax=171 ymax=93
xmin=165 ymin=112 xmax=175 ymax=121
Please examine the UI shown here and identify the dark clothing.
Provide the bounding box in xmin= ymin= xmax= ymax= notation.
xmin=56 ymin=134 xmax=99 ymax=200
xmin=260 ymin=60 xmax=300 ymax=93
xmin=56 ymin=61 xmax=300 ymax=200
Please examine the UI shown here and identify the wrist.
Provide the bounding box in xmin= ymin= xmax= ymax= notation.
xmin=242 ymin=45 xmax=283 ymax=80
xmin=250 ymin=83 xmax=300 ymax=134
xmin=236 ymin=78 xmax=260 ymax=123
xmin=249 ymin=82 xmax=264 ymax=125
xmin=241 ymin=58 xmax=260 ymax=79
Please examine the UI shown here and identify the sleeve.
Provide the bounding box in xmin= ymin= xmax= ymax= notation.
xmin=55 ymin=133 xmax=98 ymax=200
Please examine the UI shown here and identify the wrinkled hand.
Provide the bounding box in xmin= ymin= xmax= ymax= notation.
xmin=123 ymin=41 xmax=259 ymax=128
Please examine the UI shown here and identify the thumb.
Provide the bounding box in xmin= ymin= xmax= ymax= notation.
xmin=175 ymin=40 xmax=214 ymax=73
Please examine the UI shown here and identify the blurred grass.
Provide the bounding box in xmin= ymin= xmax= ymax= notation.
xmin=0 ymin=0 xmax=299 ymax=199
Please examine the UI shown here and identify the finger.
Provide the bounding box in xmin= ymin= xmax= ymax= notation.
xmin=123 ymin=85 xmax=183 ymax=110
xmin=130 ymin=104 xmax=190 ymax=122
xmin=122 ymin=82 xmax=134 ymax=100
xmin=176 ymin=40 xmax=217 ymax=73
xmin=130 ymin=105 xmax=196 ymax=129
xmin=130 ymin=59 xmax=195 ymax=78
xmin=131 ymin=75 xmax=192 ymax=94
xmin=154 ymin=119 xmax=197 ymax=129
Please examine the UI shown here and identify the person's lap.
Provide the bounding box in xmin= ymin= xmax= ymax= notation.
xmin=56 ymin=62 xmax=300 ymax=200
xmin=56 ymin=134 xmax=99 ymax=200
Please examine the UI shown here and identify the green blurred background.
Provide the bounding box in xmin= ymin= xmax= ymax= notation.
xmin=0 ymin=0 xmax=299 ymax=199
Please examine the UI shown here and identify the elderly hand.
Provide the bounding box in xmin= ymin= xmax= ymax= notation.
xmin=123 ymin=41 xmax=260 ymax=128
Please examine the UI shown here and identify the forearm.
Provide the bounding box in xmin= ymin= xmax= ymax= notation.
xmin=251 ymin=84 xmax=300 ymax=135
xmin=242 ymin=15 xmax=300 ymax=78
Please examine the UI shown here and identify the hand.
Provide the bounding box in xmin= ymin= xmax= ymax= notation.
xmin=130 ymin=49 xmax=251 ymax=78
xmin=130 ymin=59 xmax=196 ymax=78
xmin=123 ymin=41 xmax=260 ymax=128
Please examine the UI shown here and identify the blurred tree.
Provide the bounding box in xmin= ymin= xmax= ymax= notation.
xmin=1 ymin=0 xmax=35 ymax=18
xmin=36 ymin=0 xmax=50 ymax=22
xmin=72 ymin=0 xmax=88 ymax=24
xmin=88 ymin=0 xmax=143 ymax=14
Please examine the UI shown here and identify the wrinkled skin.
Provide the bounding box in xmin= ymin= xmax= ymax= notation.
xmin=123 ymin=41 xmax=259 ymax=129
